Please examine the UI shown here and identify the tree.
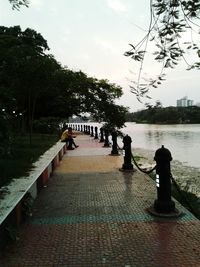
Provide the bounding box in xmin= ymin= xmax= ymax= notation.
xmin=47 ymin=69 xmax=127 ymax=129
xmin=83 ymin=78 xmax=127 ymax=129
xmin=128 ymin=105 xmax=200 ymax=124
xmin=125 ymin=0 xmax=200 ymax=100
xmin=0 ymin=25 xmax=127 ymax=137
xmin=53 ymin=70 xmax=127 ymax=129
xmin=0 ymin=26 xmax=54 ymax=142
xmin=8 ymin=0 xmax=29 ymax=10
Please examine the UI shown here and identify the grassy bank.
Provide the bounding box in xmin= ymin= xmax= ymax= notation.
xmin=133 ymin=149 xmax=200 ymax=220
xmin=171 ymin=184 xmax=200 ymax=220
xmin=147 ymin=172 xmax=200 ymax=220
xmin=0 ymin=134 xmax=58 ymax=188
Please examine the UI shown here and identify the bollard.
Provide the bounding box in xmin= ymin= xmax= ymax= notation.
xmin=94 ymin=126 xmax=98 ymax=139
xmin=84 ymin=125 xmax=86 ymax=133
xmin=88 ymin=126 xmax=90 ymax=135
xmin=148 ymin=145 xmax=180 ymax=217
xmin=120 ymin=135 xmax=134 ymax=171
xmin=103 ymin=129 xmax=110 ymax=147
xmin=81 ymin=125 xmax=83 ymax=132
xmin=110 ymin=131 xmax=119 ymax=155
xmin=154 ymin=145 xmax=176 ymax=213
xmin=90 ymin=126 xmax=94 ymax=137
xmin=78 ymin=125 xmax=80 ymax=131
xmin=99 ymin=127 xmax=104 ymax=143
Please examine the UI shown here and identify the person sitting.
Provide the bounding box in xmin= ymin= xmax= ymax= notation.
xmin=61 ymin=127 xmax=79 ymax=150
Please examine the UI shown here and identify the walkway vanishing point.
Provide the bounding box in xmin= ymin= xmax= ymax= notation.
xmin=0 ymin=132 xmax=200 ymax=267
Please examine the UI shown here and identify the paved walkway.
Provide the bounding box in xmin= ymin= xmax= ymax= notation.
xmin=0 ymin=134 xmax=200 ymax=267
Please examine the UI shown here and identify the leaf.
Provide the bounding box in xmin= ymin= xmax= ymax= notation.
xmin=124 ymin=51 xmax=134 ymax=57
xmin=145 ymin=95 xmax=152 ymax=99
xmin=129 ymin=44 xmax=135 ymax=49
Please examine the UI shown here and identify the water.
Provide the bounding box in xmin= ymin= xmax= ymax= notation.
xmin=121 ymin=123 xmax=200 ymax=197
xmin=122 ymin=122 xmax=200 ymax=168
xmin=80 ymin=122 xmax=200 ymax=196
xmin=79 ymin=122 xmax=200 ymax=168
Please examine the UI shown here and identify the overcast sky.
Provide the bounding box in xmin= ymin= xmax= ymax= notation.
xmin=1 ymin=0 xmax=200 ymax=111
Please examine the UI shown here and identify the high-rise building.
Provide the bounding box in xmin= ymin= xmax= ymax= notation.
xmin=176 ymin=96 xmax=193 ymax=107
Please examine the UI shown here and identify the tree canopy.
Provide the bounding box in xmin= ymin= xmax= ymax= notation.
xmin=7 ymin=0 xmax=200 ymax=103
xmin=0 ymin=26 xmax=127 ymax=138
xmin=8 ymin=0 xmax=29 ymax=10
xmin=125 ymin=0 xmax=200 ymax=101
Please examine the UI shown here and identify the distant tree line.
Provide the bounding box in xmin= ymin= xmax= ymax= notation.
xmin=126 ymin=103 xmax=200 ymax=124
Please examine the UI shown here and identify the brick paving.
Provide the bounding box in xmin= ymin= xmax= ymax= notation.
xmin=0 ymin=134 xmax=200 ymax=266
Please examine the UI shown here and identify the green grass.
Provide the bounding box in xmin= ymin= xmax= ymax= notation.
xmin=172 ymin=186 xmax=200 ymax=220
xmin=0 ymin=133 xmax=58 ymax=187
xmin=133 ymin=154 xmax=200 ymax=220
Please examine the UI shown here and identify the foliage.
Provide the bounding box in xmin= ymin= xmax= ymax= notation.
xmin=0 ymin=26 xmax=127 ymax=136
xmin=0 ymin=134 xmax=58 ymax=187
xmin=0 ymin=26 xmax=55 ymax=143
xmin=126 ymin=105 xmax=200 ymax=124
xmin=75 ymin=76 xmax=127 ymax=129
xmin=172 ymin=186 xmax=200 ymax=219
xmin=0 ymin=111 xmax=10 ymax=157
xmin=125 ymin=0 xmax=200 ymax=100
xmin=148 ymin=171 xmax=200 ymax=219
xmin=33 ymin=117 xmax=63 ymax=134
xmin=8 ymin=0 xmax=29 ymax=10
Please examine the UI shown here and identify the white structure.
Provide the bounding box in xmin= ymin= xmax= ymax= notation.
xmin=176 ymin=96 xmax=194 ymax=107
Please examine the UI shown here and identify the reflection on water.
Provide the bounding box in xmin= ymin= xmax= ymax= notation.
xmin=122 ymin=123 xmax=200 ymax=168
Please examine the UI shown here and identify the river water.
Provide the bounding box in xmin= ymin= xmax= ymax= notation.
xmin=81 ymin=122 xmax=200 ymax=167
xmin=122 ymin=123 xmax=200 ymax=197
xmin=122 ymin=122 xmax=200 ymax=168
xmin=82 ymin=122 xmax=200 ymax=196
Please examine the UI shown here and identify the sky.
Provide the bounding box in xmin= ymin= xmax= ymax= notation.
xmin=1 ymin=0 xmax=200 ymax=112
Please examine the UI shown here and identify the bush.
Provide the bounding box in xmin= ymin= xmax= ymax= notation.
xmin=33 ymin=117 xmax=62 ymax=134
xmin=0 ymin=112 xmax=11 ymax=157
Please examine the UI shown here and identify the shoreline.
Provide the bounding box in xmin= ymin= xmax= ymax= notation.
xmin=133 ymin=147 xmax=200 ymax=198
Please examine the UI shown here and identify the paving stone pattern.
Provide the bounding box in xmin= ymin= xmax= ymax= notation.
xmin=0 ymin=134 xmax=200 ymax=267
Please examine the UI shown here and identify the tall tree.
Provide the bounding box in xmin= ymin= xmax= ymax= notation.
xmin=0 ymin=26 xmax=127 ymax=133
xmin=0 ymin=26 xmax=54 ymax=142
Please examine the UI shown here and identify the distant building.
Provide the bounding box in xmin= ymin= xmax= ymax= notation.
xmin=176 ymin=96 xmax=193 ymax=107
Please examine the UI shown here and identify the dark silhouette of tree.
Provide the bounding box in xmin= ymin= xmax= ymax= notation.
xmin=0 ymin=26 xmax=127 ymax=141
xmin=126 ymin=105 xmax=200 ymax=124
xmin=0 ymin=26 xmax=55 ymax=143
